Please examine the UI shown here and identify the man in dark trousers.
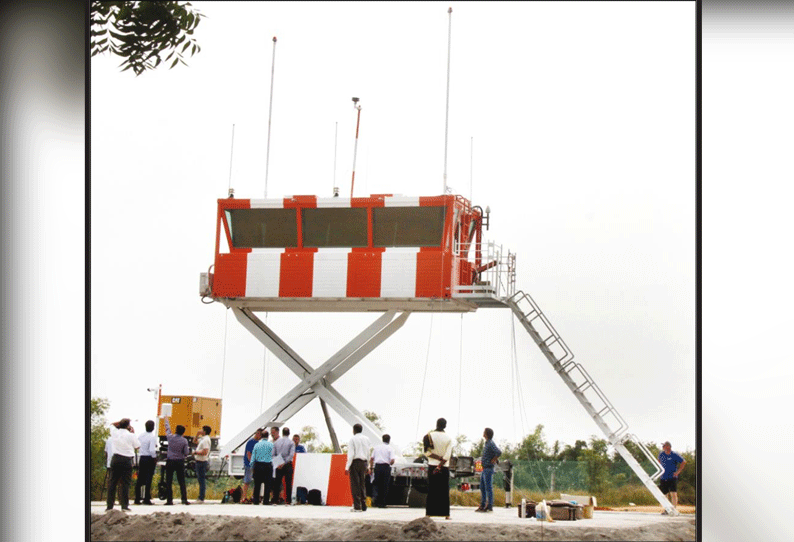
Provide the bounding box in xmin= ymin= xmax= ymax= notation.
xmin=106 ymin=418 xmax=140 ymax=512
xmin=345 ymin=423 xmax=371 ymax=512
xmin=272 ymin=427 xmax=296 ymax=504
xmin=370 ymin=434 xmax=395 ymax=508
xmin=424 ymin=418 xmax=453 ymax=519
xmin=134 ymin=420 xmax=158 ymax=505
xmin=163 ymin=415 xmax=191 ymax=505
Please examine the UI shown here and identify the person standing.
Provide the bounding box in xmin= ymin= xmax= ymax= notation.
xmin=475 ymin=427 xmax=501 ymax=512
xmin=293 ymin=434 xmax=306 ymax=453
xmin=163 ymin=415 xmax=191 ymax=505
xmin=658 ymin=441 xmax=687 ymax=513
xmin=424 ymin=418 xmax=453 ymax=519
xmin=134 ymin=420 xmax=158 ymax=505
xmin=194 ymin=425 xmax=212 ymax=503
xmin=370 ymin=434 xmax=395 ymax=508
xmin=345 ymin=423 xmax=371 ymax=512
xmin=251 ymin=430 xmax=274 ymax=505
xmin=106 ymin=418 xmax=140 ymax=512
xmin=272 ymin=427 xmax=296 ymax=504
xmin=241 ymin=428 xmax=262 ymax=502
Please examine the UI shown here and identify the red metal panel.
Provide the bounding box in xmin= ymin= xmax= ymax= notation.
xmin=213 ymin=252 xmax=249 ymax=297
xmin=416 ymin=249 xmax=451 ymax=298
xmin=279 ymin=250 xmax=315 ymax=297
xmin=347 ymin=249 xmax=384 ymax=297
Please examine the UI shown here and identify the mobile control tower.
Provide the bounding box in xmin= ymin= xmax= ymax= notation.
xmin=200 ymin=192 xmax=679 ymax=515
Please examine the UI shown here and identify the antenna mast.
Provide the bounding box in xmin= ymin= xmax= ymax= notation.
xmin=227 ymin=124 xmax=236 ymax=197
xmin=264 ymin=36 xmax=277 ymax=198
xmin=333 ymin=122 xmax=339 ymax=197
xmin=350 ymin=97 xmax=362 ymax=198
xmin=443 ymin=7 xmax=453 ymax=195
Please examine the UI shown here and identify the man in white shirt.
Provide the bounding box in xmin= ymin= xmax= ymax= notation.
xmin=370 ymin=434 xmax=396 ymax=508
xmin=106 ymin=418 xmax=140 ymax=512
xmin=345 ymin=423 xmax=371 ymax=512
xmin=194 ymin=425 xmax=212 ymax=503
xmin=424 ymin=417 xmax=453 ymax=519
xmin=134 ymin=420 xmax=158 ymax=505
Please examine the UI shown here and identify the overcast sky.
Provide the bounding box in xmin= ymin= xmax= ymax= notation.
xmin=91 ymin=1 xmax=696 ymax=456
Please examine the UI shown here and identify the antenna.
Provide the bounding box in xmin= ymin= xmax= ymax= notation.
xmin=469 ymin=136 xmax=473 ymax=203
xmin=227 ymin=124 xmax=236 ymax=197
xmin=264 ymin=36 xmax=277 ymax=198
xmin=333 ymin=121 xmax=339 ymax=197
xmin=443 ymin=7 xmax=453 ymax=195
xmin=350 ymin=97 xmax=362 ymax=198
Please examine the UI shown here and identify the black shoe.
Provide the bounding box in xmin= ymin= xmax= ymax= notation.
xmin=165 ymin=502 xmax=174 ymax=506
xmin=134 ymin=501 xmax=141 ymax=505
xmin=121 ymin=508 xmax=132 ymax=512
xmin=142 ymin=501 xmax=154 ymax=505
xmin=182 ymin=501 xmax=191 ymax=505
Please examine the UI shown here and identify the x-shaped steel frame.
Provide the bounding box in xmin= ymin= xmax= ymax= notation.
xmin=219 ymin=308 xmax=411 ymax=458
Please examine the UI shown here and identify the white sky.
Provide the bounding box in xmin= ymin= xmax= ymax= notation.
xmin=90 ymin=1 xmax=696 ymax=456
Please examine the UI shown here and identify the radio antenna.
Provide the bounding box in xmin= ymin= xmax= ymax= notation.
xmin=350 ymin=97 xmax=362 ymax=198
xmin=264 ymin=36 xmax=277 ymax=198
xmin=333 ymin=122 xmax=339 ymax=197
xmin=227 ymin=123 xmax=235 ymax=197
xmin=442 ymin=7 xmax=453 ymax=195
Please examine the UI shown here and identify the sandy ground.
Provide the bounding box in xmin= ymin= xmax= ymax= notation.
xmin=90 ymin=502 xmax=696 ymax=541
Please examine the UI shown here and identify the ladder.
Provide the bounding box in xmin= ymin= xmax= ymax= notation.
xmin=506 ymin=290 xmax=679 ymax=516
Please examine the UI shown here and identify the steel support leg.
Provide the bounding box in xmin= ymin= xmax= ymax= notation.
xmin=219 ymin=310 xmax=410 ymax=458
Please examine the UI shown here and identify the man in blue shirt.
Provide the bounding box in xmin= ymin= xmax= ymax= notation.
xmin=293 ymin=434 xmax=307 ymax=454
xmin=251 ymin=430 xmax=274 ymax=505
xmin=476 ymin=427 xmax=501 ymax=512
xmin=242 ymin=428 xmax=262 ymax=503
xmin=658 ymin=441 xmax=687 ymax=513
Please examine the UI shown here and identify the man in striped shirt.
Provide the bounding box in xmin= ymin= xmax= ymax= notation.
xmin=164 ymin=416 xmax=191 ymax=505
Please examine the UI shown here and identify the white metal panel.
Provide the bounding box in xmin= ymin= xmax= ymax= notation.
xmin=291 ymin=453 xmax=333 ymax=504
xmin=380 ymin=248 xmax=418 ymax=297
xmin=312 ymin=249 xmax=349 ymax=297
xmin=315 ymin=197 xmax=352 ymax=208
xmin=245 ymin=252 xmax=281 ymax=297
xmin=248 ymin=199 xmax=286 ymax=208
xmin=384 ymin=196 xmax=420 ymax=207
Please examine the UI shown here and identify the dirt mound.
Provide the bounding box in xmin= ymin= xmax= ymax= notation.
xmin=91 ymin=512 xmax=696 ymax=541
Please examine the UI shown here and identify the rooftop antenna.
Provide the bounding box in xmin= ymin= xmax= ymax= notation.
xmin=443 ymin=7 xmax=453 ymax=195
xmin=264 ymin=36 xmax=277 ymax=198
xmin=350 ymin=97 xmax=362 ymax=198
xmin=469 ymin=136 xmax=473 ymax=203
xmin=227 ymin=124 xmax=236 ymax=198
xmin=333 ymin=121 xmax=339 ymax=197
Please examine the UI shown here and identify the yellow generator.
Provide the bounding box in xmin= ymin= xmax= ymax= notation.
xmin=158 ymin=395 xmax=222 ymax=450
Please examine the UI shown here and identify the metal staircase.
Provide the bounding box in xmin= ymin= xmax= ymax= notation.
xmin=506 ymin=290 xmax=678 ymax=515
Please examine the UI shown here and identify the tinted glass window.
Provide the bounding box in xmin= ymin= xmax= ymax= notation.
xmin=373 ymin=206 xmax=446 ymax=247
xmin=226 ymin=208 xmax=297 ymax=248
xmin=302 ymin=207 xmax=368 ymax=248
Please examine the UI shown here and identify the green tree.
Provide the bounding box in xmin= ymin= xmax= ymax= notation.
xmin=363 ymin=410 xmax=385 ymax=431
xmin=90 ymin=397 xmax=111 ymax=500
xmin=469 ymin=438 xmax=484 ymax=458
xmin=452 ymin=434 xmax=469 ymax=456
xmin=298 ymin=425 xmax=322 ymax=453
xmin=520 ymin=424 xmax=550 ymax=461
xmin=581 ymin=437 xmax=611 ymax=494
xmin=91 ymin=1 xmax=204 ymax=75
